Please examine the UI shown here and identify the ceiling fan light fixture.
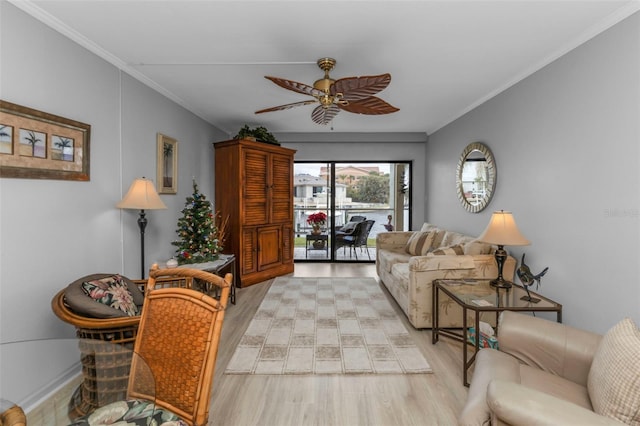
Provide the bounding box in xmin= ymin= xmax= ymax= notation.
xmin=318 ymin=94 xmax=333 ymax=108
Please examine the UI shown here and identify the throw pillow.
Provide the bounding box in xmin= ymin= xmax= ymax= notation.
xmin=340 ymin=221 xmax=358 ymax=232
xmin=587 ymin=318 xmax=640 ymax=424
xmin=430 ymin=230 xmax=447 ymax=249
xmin=430 ymin=245 xmax=465 ymax=255
xmin=420 ymin=223 xmax=436 ymax=232
xmin=82 ymin=275 xmax=139 ymax=317
xmin=405 ymin=231 xmax=435 ymax=256
xmin=463 ymin=240 xmax=493 ymax=255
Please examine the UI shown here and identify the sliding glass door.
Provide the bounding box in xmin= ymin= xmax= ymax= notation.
xmin=293 ymin=161 xmax=411 ymax=262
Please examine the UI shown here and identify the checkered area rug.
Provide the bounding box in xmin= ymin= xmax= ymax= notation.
xmin=225 ymin=276 xmax=432 ymax=375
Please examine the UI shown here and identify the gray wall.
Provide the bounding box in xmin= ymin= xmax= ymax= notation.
xmin=426 ymin=12 xmax=640 ymax=333
xmin=0 ymin=3 xmax=225 ymax=405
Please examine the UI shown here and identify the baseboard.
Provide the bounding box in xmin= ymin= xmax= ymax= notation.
xmin=22 ymin=362 xmax=81 ymax=414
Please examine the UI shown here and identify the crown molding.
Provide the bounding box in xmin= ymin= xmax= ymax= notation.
xmin=6 ymin=0 xmax=213 ymax=124
xmin=431 ymin=1 xmax=640 ymax=134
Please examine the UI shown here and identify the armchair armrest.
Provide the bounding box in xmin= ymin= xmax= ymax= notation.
xmin=498 ymin=311 xmax=602 ymax=386
xmin=487 ymin=380 xmax=622 ymax=425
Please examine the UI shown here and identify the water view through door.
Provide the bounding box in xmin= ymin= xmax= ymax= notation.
xmin=293 ymin=161 xmax=411 ymax=262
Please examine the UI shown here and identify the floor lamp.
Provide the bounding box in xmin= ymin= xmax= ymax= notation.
xmin=117 ymin=177 xmax=167 ymax=279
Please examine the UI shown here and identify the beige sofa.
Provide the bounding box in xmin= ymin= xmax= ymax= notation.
xmin=460 ymin=311 xmax=640 ymax=425
xmin=376 ymin=223 xmax=516 ymax=329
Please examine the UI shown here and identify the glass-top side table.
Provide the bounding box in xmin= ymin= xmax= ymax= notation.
xmin=431 ymin=279 xmax=562 ymax=386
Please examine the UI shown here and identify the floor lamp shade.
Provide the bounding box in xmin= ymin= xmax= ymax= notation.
xmin=117 ymin=178 xmax=167 ymax=279
xmin=478 ymin=210 xmax=530 ymax=288
xmin=117 ymin=178 xmax=167 ymax=211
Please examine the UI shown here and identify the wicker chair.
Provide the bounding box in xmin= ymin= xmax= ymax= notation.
xmin=51 ymin=273 xmax=194 ymax=418
xmin=0 ymin=403 xmax=26 ymax=426
xmin=71 ymin=267 xmax=231 ymax=426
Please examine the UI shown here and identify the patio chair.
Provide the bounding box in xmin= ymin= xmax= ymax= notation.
xmin=347 ymin=215 xmax=366 ymax=223
xmin=335 ymin=215 xmax=366 ymax=234
xmin=335 ymin=219 xmax=375 ymax=260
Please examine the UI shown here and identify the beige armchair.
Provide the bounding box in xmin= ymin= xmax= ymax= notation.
xmin=460 ymin=311 xmax=640 ymax=426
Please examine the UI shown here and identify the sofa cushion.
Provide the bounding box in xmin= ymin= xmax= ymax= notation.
xmin=429 ymin=244 xmax=464 ymax=255
xmin=82 ymin=275 xmax=139 ymax=316
xmin=390 ymin=263 xmax=410 ymax=289
xmin=405 ymin=231 xmax=435 ymax=255
xmin=520 ymin=364 xmax=593 ymax=410
xmin=378 ymin=249 xmax=412 ymax=273
xmin=411 ymin=254 xmax=476 ymax=271
xmin=587 ymin=318 xmax=640 ymax=424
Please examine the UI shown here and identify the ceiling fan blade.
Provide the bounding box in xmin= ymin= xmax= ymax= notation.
xmin=264 ymin=76 xmax=323 ymax=97
xmin=255 ymin=100 xmax=317 ymax=114
xmin=339 ymin=96 xmax=399 ymax=115
xmin=311 ymin=104 xmax=341 ymax=125
xmin=331 ymin=74 xmax=392 ymax=101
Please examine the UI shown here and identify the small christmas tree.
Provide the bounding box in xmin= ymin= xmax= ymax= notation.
xmin=171 ymin=180 xmax=226 ymax=264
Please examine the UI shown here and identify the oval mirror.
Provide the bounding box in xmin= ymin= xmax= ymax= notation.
xmin=456 ymin=142 xmax=496 ymax=213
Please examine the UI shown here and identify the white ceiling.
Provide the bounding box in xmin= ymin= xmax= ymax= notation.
xmin=12 ymin=0 xmax=640 ymax=136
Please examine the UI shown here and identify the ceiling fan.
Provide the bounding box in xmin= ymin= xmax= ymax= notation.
xmin=255 ymin=58 xmax=399 ymax=125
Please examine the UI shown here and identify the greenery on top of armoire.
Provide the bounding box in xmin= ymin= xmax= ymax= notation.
xmin=234 ymin=125 xmax=279 ymax=145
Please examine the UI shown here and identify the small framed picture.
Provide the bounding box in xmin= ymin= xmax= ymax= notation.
xmin=156 ymin=133 xmax=178 ymax=194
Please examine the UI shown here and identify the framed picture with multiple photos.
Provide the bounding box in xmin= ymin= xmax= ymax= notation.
xmin=0 ymin=100 xmax=90 ymax=180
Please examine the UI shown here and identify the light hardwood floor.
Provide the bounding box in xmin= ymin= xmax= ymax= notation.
xmin=29 ymin=264 xmax=469 ymax=425
xmin=210 ymin=264 xmax=469 ymax=425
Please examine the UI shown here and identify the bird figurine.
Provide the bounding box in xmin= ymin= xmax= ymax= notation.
xmin=516 ymin=253 xmax=549 ymax=303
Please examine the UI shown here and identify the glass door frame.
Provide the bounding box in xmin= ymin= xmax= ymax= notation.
xmin=294 ymin=160 xmax=412 ymax=263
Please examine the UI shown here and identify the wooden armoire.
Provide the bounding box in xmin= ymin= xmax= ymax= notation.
xmin=214 ymin=138 xmax=296 ymax=287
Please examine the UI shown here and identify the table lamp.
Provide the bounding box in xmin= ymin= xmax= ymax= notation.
xmin=478 ymin=210 xmax=530 ymax=288
xmin=117 ymin=177 xmax=167 ymax=279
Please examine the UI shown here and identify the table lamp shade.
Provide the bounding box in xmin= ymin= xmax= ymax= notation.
xmin=478 ymin=210 xmax=530 ymax=246
xmin=117 ymin=178 xmax=167 ymax=210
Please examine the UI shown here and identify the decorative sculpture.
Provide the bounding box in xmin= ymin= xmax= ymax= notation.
xmin=516 ymin=253 xmax=549 ymax=303
xmin=384 ymin=214 xmax=394 ymax=231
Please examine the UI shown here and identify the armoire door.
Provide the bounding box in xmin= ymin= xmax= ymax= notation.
xmin=257 ymin=225 xmax=282 ymax=271
xmin=242 ymin=149 xmax=269 ymax=226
